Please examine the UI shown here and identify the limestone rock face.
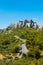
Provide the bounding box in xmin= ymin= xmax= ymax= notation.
xmin=16 ymin=20 xmax=38 ymax=29
xmin=5 ymin=19 xmax=39 ymax=31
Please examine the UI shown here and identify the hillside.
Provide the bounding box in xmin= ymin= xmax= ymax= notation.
xmin=0 ymin=25 xmax=43 ymax=65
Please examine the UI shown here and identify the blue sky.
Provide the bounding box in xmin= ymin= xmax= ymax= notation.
xmin=0 ymin=0 xmax=43 ymax=29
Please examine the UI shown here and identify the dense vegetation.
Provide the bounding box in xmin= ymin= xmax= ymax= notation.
xmin=0 ymin=27 xmax=43 ymax=65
